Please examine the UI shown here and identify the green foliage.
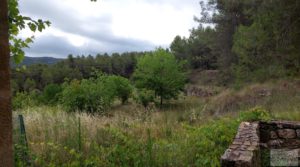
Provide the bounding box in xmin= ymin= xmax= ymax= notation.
xmin=12 ymin=91 xmax=40 ymax=110
xmin=239 ymin=107 xmax=271 ymax=122
xmin=23 ymin=78 xmax=36 ymax=92
xmin=133 ymin=48 xmax=186 ymax=106
xmin=60 ymin=72 xmax=134 ymax=113
xmin=12 ymin=106 xmax=273 ymax=166
xmin=61 ymin=79 xmax=113 ymax=113
xmin=41 ymin=84 xmax=63 ymax=105
xmin=8 ymin=0 xmax=50 ymax=64
xmin=189 ymin=119 xmax=239 ymax=166
xmin=11 ymin=52 xmax=141 ymax=93
xmin=170 ymin=26 xmax=217 ymax=70
xmin=134 ymin=89 xmax=155 ymax=107
xmin=105 ymin=75 xmax=133 ymax=104
xmin=192 ymin=0 xmax=300 ymax=84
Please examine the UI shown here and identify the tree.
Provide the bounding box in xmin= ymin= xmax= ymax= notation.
xmin=1 ymin=0 xmax=96 ymax=165
xmin=3 ymin=0 xmax=50 ymax=165
xmin=170 ymin=35 xmax=189 ymax=61
xmin=0 ymin=0 xmax=12 ymax=165
xmin=133 ymin=48 xmax=186 ymax=107
xmin=105 ymin=75 xmax=133 ymax=104
xmin=232 ymin=0 xmax=300 ymax=82
xmin=9 ymin=0 xmax=50 ymax=63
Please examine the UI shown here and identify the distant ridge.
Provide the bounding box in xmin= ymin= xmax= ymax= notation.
xmin=11 ymin=56 xmax=63 ymax=67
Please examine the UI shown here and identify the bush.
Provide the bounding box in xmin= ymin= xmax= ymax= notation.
xmin=61 ymin=79 xmax=114 ymax=113
xmin=41 ymin=84 xmax=63 ymax=105
xmin=185 ymin=107 xmax=271 ymax=166
xmin=105 ymin=75 xmax=133 ymax=104
xmin=12 ymin=91 xmax=40 ymax=110
xmin=134 ymin=89 xmax=155 ymax=107
xmin=239 ymin=107 xmax=271 ymax=122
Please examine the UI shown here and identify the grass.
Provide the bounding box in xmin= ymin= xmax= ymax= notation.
xmin=12 ymin=79 xmax=300 ymax=166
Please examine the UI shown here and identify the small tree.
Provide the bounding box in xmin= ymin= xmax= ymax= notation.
xmin=133 ymin=48 xmax=186 ymax=107
xmin=105 ymin=75 xmax=133 ymax=104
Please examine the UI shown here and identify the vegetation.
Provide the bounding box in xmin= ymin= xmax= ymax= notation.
xmin=8 ymin=0 xmax=300 ymax=166
xmin=171 ymin=0 xmax=300 ymax=85
xmin=133 ymin=49 xmax=186 ymax=107
xmin=13 ymin=100 xmax=300 ymax=166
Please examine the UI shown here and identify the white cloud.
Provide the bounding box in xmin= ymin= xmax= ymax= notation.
xmin=19 ymin=0 xmax=200 ymax=58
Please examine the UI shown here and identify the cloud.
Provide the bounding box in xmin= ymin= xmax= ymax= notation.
xmin=19 ymin=0 xmax=200 ymax=58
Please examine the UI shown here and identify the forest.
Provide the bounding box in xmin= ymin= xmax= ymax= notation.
xmin=5 ymin=0 xmax=300 ymax=166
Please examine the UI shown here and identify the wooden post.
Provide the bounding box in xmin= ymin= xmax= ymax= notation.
xmin=18 ymin=115 xmax=30 ymax=166
xmin=0 ymin=0 xmax=13 ymax=166
xmin=18 ymin=115 xmax=28 ymax=149
xmin=78 ymin=117 xmax=83 ymax=167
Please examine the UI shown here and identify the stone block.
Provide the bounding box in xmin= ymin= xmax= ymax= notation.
xmin=270 ymin=131 xmax=278 ymax=139
xmin=267 ymin=139 xmax=284 ymax=148
xmin=277 ymin=129 xmax=296 ymax=139
xmin=296 ymin=129 xmax=300 ymax=138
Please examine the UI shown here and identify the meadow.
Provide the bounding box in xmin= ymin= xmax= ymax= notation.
xmin=13 ymin=79 xmax=300 ymax=167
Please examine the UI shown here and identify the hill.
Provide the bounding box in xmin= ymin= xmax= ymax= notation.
xmin=11 ymin=56 xmax=63 ymax=67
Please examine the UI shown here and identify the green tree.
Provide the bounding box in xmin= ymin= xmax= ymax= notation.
xmin=170 ymin=35 xmax=189 ymax=61
xmin=133 ymin=48 xmax=186 ymax=107
xmin=105 ymin=75 xmax=133 ymax=104
xmin=232 ymin=0 xmax=300 ymax=82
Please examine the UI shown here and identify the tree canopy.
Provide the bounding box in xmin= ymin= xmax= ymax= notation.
xmin=133 ymin=48 xmax=186 ymax=107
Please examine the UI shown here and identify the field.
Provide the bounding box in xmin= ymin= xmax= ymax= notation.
xmin=13 ymin=79 xmax=300 ymax=167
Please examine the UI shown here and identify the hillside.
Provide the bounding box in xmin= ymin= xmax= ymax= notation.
xmin=11 ymin=56 xmax=63 ymax=67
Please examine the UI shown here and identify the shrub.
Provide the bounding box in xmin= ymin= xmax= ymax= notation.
xmin=61 ymin=79 xmax=114 ymax=113
xmin=239 ymin=106 xmax=271 ymax=122
xmin=105 ymin=75 xmax=133 ymax=104
xmin=41 ymin=84 xmax=63 ymax=105
xmin=134 ymin=89 xmax=155 ymax=107
xmin=185 ymin=107 xmax=271 ymax=166
xmin=12 ymin=91 xmax=40 ymax=110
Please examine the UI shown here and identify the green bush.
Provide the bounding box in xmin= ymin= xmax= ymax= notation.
xmin=134 ymin=89 xmax=155 ymax=107
xmin=105 ymin=75 xmax=133 ymax=104
xmin=239 ymin=107 xmax=271 ymax=122
xmin=61 ymin=79 xmax=114 ymax=113
xmin=41 ymin=84 xmax=63 ymax=105
xmin=12 ymin=91 xmax=40 ymax=110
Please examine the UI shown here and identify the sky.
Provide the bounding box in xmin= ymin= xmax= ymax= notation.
xmin=19 ymin=0 xmax=201 ymax=58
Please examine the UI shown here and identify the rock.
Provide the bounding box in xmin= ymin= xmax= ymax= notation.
xmin=277 ymin=129 xmax=297 ymax=139
xmin=270 ymin=131 xmax=278 ymax=139
xmin=296 ymin=129 xmax=300 ymax=138
xmin=268 ymin=139 xmax=284 ymax=148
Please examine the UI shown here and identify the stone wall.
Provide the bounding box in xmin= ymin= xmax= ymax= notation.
xmin=259 ymin=121 xmax=300 ymax=149
xmin=221 ymin=121 xmax=300 ymax=167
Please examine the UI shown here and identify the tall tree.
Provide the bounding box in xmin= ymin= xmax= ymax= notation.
xmin=0 ymin=0 xmax=13 ymax=166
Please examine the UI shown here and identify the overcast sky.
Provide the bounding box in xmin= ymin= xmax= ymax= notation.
xmin=19 ymin=0 xmax=201 ymax=58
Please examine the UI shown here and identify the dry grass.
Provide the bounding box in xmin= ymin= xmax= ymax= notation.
xmin=13 ymin=96 xmax=206 ymax=155
xmin=204 ymin=79 xmax=300 ymax=115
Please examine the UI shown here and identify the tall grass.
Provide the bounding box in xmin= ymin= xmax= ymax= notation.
xmin=12 ymin=80 xmax=300 ymax=166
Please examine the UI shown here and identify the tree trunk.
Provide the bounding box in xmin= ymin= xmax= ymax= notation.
xmin=0 ymin=0 xmax=13 ymax=166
